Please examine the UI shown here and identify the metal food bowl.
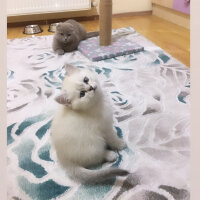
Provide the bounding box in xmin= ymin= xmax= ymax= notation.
xmin=48 ymin=22 xmax=60 ymax=33
xmin=23 ymin=24 xmax=43 ymax=35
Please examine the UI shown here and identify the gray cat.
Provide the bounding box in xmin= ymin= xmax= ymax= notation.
xmin=52 ymin=19 xmax=99 ymax=55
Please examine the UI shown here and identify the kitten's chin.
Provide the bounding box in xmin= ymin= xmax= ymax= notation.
xmin=72 ymin=97 xmax=102 ymax=112
xmin=64 ymin=41 xmax=69 ymax=44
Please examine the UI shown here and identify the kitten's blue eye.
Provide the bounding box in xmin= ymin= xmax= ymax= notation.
xmin=80 ymin=91 xmax=86 ymax=98
xmin=83 ymin=77 xmax=89 ymax=84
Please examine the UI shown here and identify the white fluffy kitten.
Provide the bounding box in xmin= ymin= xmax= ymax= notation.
xmin=51 ymin=64 xmax=128 ymax=183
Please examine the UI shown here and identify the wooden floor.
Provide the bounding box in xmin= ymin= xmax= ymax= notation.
xmin=7 ymin=15 xmax=190 ymax=67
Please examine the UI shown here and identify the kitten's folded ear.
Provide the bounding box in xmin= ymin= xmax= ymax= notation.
xmin=65 ymin=63 xmax=79 ymax=75
xmin=55 ymin=92 xmax=71 ymax=106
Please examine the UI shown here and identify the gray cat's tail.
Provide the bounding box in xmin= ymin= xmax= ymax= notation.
xmin=86 ymin=31 xmax=99 ymax=39
xmin=69 ymin=166 xmax=129 ymax=183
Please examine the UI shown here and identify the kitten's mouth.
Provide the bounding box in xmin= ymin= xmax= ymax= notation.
xmin=64 ymin=40 xmax=69 ymax=44
xmin=89 ymin=85 xmax=97 ymax=92
xmin=64 ymin=38 xmax=71 ymax=44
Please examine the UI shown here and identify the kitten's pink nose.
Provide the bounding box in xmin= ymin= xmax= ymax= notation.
xmin=89 ymin=85 xmax=97 ymax=91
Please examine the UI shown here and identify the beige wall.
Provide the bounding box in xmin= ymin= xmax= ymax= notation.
xmin=152 ymin=4 xmax=190 ymax=29
xmin=152 ymin=0 xmax=173 ymax=8
xmin=8 ymin=0 xmax=152 ymax=23
xmin=111 ymin=0 xmax=152 ymax=14
xmin=94 ymin=0 xmax=152 ymax=14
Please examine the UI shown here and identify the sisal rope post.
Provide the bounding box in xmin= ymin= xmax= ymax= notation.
xmin=99 ymin=0 xmax=112 ymax=46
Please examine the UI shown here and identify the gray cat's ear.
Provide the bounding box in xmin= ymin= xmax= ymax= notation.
xmin=65 ymin=64 xmax=79 ymax=75
xmin=56 ymin=23 xmax=63 ymax=31
xmin=55 ymin=92 xmax=71 ymax=105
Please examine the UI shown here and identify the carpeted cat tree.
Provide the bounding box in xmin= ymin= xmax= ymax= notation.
xmin=99 ymin=0 xmax=112 ymax=46
xmin=78 ymin=0 xmax=144 ymax=61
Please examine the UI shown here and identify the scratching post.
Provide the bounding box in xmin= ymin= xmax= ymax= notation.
xmin=78 ymin=0 xmax=144 ymax=61
xmin=99 ymin=0 xmax=112 ymax=46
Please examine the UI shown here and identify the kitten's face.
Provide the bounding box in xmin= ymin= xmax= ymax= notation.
xmin=55 ymin=23 xmax=77 ymax=44
xmin=56 ymin=65 xmax=102 ymax=111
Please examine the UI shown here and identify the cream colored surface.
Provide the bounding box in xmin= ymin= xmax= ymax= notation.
xmin=152 ymin=4 xmax=190 ymax=29
xmin=111 ymin=0 xmax=152 ymax=14
xmin=191 ymin=1 xmax=200 ymax=200
xmin=0 ymin=0 xmax=7 ymax=198
xmin=152 ymin=0 xmax=173 ymax=8
xmin=7 ymin=0 xmax=152 ymax=23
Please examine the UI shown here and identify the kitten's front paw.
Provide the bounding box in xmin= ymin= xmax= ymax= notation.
xmin=110 ymin=140 xmax=127 ymax=151
xmin=117 ymin=140 xmax=127 ymax=151
xmin=105 ymin=151 xmax=118 ymax=162
xmin=56 ymin=49 xmax=65 ymax=55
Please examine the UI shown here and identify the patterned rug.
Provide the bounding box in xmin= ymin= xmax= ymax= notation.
xmin=7 ymin=28 xmax=190 ymax=200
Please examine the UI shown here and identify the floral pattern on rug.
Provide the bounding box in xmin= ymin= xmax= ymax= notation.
xmin=7 ymin=28 xmax=190 ymax=200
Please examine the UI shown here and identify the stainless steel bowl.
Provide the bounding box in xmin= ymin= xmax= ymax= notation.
xmin=23 ymin=24 xmax=43 ymax=35
xmin=48 ymin=23 xmax=60 ymax=33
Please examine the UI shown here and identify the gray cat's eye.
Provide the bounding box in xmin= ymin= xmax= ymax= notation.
xmin=83 ymin=77 xmax=89 ymax=84
xmin=80 ymin=91 xmax=86 ymax=98
xmin=60 ymin=33 xmax=64 ymax=36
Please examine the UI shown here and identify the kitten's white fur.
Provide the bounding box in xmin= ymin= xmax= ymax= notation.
xmin=51 ymin=64 xmax=128 ymax=183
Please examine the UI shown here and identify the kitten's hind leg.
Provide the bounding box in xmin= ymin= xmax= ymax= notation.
xmin=105 ymin=130 xmax=127 ymax=151
xmin=104 ymin=150 xmax=118 ymax=162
